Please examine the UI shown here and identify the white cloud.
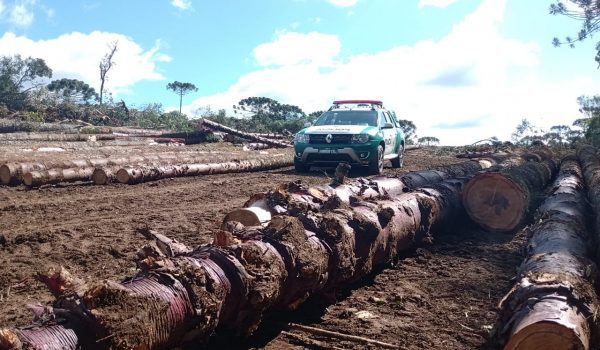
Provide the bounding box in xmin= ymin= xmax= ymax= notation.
xmin=327 ymin=0 xmax=358 ymax=7
xmin=0 ymin=31 xmax=171 ymax=96
xmin=418 ymin=0 xmax=458 ymax=8
xmin=253 ymin=31 xmax=340 ymax=67
xmin=0 ymin=1 xmax=5 ymax=16
xmin=184 ymin=0 xmax=599 ymax=145
xmin=170 ymin=0 xmax=191 ymax=10
xmin=9 ymin=1 xmax=35 ymax=28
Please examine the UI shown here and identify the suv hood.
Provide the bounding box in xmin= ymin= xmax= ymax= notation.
xmin=304 ymin=125 xmax=376 ymax=135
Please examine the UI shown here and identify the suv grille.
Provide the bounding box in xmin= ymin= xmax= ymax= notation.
xmin=309 ymin=134 xmax=352 ymax=144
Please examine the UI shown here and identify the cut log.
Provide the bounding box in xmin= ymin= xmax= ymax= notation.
xmin=462 ymin=160 xmax=557 ymax=232
xmin=0 ymin=176 xmax=467 ymax=350
xmin=223 ymin=153 xmax=545 ymax=229
xmin=22 ymin=167 xmax=96 ymax=187
xmin=244 ymin=143 xmax=271 ymax=151
xmin=115 ymin=156 xmax=293 ymax=184
xmin=498 ymin=155 xmax=600 ymax=350
xmin=577 ymin=146 xmax=600 ymax=246
xmin=198 ymin=118 xmax=291 ymax=148
xmin=0 ymin=133 xmax=115 ymax=141
xmin=2 ymin=153 xmax=260 ymax=185
xmin=153 ymin=137 xmax=185 ymax=144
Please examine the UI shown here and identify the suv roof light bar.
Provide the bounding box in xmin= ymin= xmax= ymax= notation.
xmin=333 ymin=99 xmax=383 ymax=106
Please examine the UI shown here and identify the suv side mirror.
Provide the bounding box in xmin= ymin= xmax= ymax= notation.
xmin=304 ymin=122 xmax=312 ymax=128
xmin=382 ymin=122 xmax=394 ymax=129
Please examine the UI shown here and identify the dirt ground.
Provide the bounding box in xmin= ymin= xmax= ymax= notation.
xmin=0 ymin=145 xmax=526 ymax=349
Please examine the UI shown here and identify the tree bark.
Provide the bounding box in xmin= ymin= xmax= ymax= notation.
xmin=22 ymin=167 xmax=96 ymax=187
xmin=0 ymin=176 xmax=468 ymax=350
xmin=498 ymin=155 xmax=600 ymax=350
xmin=199 ymin=118 xmax=291 ymax=148
xmin=115 ymin=156 xmax=293 ymax=185
xmin=223 ymin=152 xmax=547 ymax=229
xmin=462 ymin=160 xmax=557 ymax=232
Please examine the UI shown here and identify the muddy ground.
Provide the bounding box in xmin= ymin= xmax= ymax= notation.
xmin=0 ymin=145 xmax=526 ymax=349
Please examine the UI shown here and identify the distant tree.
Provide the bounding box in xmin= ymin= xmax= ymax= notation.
xmin=549 ymin=124 xmax=571 ymax=147
xmin=99 ymin=41 xmax=118 ymax=104
xmin=550 ymin=1 xmax=600 ymax=65
xmin=234 ymin=96 xmax=306 ymax=133
xmin=511 ymin=118 xmax=533 ymax=143
xmin=398 ymin=119 xmax=417 ymax=144
xmin=166 ymin=81 xmax=198 ymax=113
xmin=47 ymin=78 xmax=98 ymax=104
xmin=0 ymin=55 xmax=52 ymax=110
xmin=417 ymin=136 xmax=440 ymax=146
xmin=573 ymin=95 xmax=600 ymax=146
xmin=567 ymin=129 xmax=584 ymax=145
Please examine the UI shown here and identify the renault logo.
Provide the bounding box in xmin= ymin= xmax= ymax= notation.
xmin=325 ymin=134 xmax=333 ymax=143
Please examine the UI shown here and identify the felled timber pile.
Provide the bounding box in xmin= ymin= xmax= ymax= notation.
xmin=498 ymin=155 xmax=600 ymax=349
xmin=0 ymin=170 xmax=470 ymax=349
xmin=0 ymin=132 xmax=115 ymax=142
xmin=462 ymin=159 xmax=557 ymax=232
xmin=578 ymin=146 xmax=600 ymax=245
xmin=2 ymin=151 xmax=294 ymax=187
xmin=198 ymin=118 xmax=291 ymax=148
xmin=224 ymin=150 xmax=551 ymax=227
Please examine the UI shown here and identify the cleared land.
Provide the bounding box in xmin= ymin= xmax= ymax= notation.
xmin=0 ymin=144 xmax=528 ymax=349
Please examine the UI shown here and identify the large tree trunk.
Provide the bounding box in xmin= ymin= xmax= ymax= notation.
xmin=223 ymin=152 xmax=548 ymax=228
xmin=199 ymin=118 xmax=291 ymax=148
xmin=498 ymin=155 xmax=600 ymax=350
xmin=462 ymin=160 xmax=557 ymax=232
xmin=115 ymin=156 xmax=293 ymax=184
xmin=22 ymin=167 xmax=96 ymax=187
xmin=0 ymin=174 xmax=468 ymax=350
xmin=0 ymin=133 xmax=116 ymax=141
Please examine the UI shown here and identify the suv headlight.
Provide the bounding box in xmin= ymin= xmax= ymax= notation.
xmin=351 ymin=134 xmax=369 ymax=143
xmin=295 ymin=133 xmax=309 ymax=144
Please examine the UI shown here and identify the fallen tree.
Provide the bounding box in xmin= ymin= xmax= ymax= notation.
xmin=498 ymin=155 xmax=600 ymax=349
xmin=462 ymin=159 xmax=557 ymax=232
xmin=0 ymin=174 xmax=468 ymax=349
xmin=198 ymin=118 xmax=291 ymax=148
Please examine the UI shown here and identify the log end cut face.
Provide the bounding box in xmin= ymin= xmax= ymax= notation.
xmin=463 ymin=173 xmax=525 ymax=232
xmin=504 ymin=321 xmax=586 ymax=350
xmin=0 ymin=164 xmax=14 ymax=185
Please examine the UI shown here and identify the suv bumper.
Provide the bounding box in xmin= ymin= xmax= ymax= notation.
xmin=295 ymin=146 xmax=373 ymax=166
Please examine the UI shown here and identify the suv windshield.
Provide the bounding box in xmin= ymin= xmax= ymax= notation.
xmin=313 ymin=110 xmax=378 ymax=127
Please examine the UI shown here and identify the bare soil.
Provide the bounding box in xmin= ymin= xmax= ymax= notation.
xmin=0 ymin=145 xmax=525 ymax=349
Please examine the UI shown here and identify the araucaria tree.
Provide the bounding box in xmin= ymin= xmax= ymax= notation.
xmin=47 ymin=78 xmax=98 ymax=104
xmin=550 ymin=1 xmax=600 ymax=65
xmin=99 ymin=41 xmax=118 ymax=104
xmin=166 ymin=81 xmax=198 ymax=113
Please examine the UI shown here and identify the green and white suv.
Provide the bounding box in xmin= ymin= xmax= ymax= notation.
xmin=293 ymin=100 xmax=405 ymax=175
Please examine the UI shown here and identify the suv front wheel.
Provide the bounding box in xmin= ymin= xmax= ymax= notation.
xmin=391 ymin=144 xmax=404 ymax=168
xmin=294 ymin=158 xmax=310 ymax=173
xmin=368 ymin=145 xmax=384 ymax=175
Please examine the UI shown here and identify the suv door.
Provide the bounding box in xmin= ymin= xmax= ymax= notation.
xmin=379 ymin=112 xmax=396 ymax=156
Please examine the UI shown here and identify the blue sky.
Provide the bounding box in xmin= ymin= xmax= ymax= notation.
xmin=0 ymin=0 xmax=598 ymax=144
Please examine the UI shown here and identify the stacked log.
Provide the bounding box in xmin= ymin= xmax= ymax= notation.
xmin=199 ymin=118 xmax=291 ymax=148
xmin=578 ymin=146 xmax=600 ymax=244
xmin=0 ymin=174 xmax=468 ymax=349
xmin=498 ymin=155 xmax=600 ymax=349
xmin=223 ymin=151 xmax=549 ymax=228
xmin=3 ymin=153 xmax=286 ymax=186
xmin=462 ymin=160 xmax=557 ymax=232
xmin=0 ymin=133 xmax=115 ymax=141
